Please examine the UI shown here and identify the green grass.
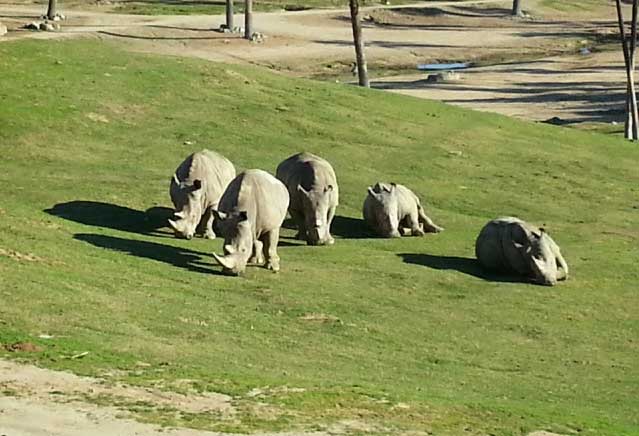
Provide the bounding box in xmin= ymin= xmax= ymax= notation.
xmin=0 ymin=39 xmax=638 ymax=435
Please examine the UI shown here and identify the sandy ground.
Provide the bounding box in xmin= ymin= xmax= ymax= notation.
xmin=0 ymin=0 xmax=626 ymax=123
xmin=0 ymin=358 xmax=332 ymax=436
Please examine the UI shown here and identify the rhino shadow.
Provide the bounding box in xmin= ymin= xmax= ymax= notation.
xmin=398 ymin=253 xmax=524 ymax=283
xmin=281 ymin=215 xmax=373 ymax=240
xmin=331 ymin=216 xmax=374 ymax=239
xmin=74 ymin=233 xmax=223 ymax=275
xmin=45 ymin=201 xmax=174 ymax=236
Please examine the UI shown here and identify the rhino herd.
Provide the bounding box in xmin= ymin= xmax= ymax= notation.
xmin=169 ymin=149 xmax=569 ymax=285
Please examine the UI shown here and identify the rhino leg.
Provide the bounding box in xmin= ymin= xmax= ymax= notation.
xmin=404 ymin=212 xmax=425 ymax=237
xmin=202 ymin=207 xmax=216 ymax=239
xmin=554 ymin=244 xmax=569 ymax=281
xmin=418 ymin=207 xmax=444 ymax=233
xmin=326 ymin=205 xmax=336 ymax=245
xmin=250 ymin=239 xmax=265 ymax=265
xmin=290 ymin=209 xmax=307 ymax=240
xmin=264 ymin=228 xmax=281 ymax=272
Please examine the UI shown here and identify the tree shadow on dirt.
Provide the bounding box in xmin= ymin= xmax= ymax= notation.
xmin=74 ymin=233 xmax=223 ymax=275
xmin=397 ymin=253 xmax=525 ymax=283
xmin=45 ymin=201 xmax=174 ymax=237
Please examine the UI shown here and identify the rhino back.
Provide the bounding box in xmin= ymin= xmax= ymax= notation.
xmin=394 ymin=184 xmax=420 ymax=220
xmin=220 ymin=170 xmax=289 ymax=236
xmin=172 ymin=150 xmax=235 ymax=208
xmin=276 ymin=153 xmax=338 ymax=211
xmin=476 ymin=217 xmax=535 ymax=275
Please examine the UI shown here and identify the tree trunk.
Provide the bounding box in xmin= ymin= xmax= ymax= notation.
xmin=244 ymin=0 xmax=253 ymax=39
xmin=512 ymin=0 xmax=522 ymax=16
xmin=629 ymin=0 xmax=639 ymax=139
xmin=615 ymin=0 xmax=639 ymax=140
xmin=226 ymin=0 xmax=234 ymax=31
xmin=348 ymin=0 xmax=369 ymax=87
xmin=46 ymin=0 xmax=57 ymax=20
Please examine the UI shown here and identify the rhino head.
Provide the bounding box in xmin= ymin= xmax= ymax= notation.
xmin=521 ymin=228 xmax=559 ymax=286
xmin=169 ymin=175 xmax=204 ymax=240
xmin=297 ymin=184 xmax=333 ymax=245
xmin=211 ymin=210 xmax=252 ymax=276
xmin=367 ymin=183 xmax=400 ymax=238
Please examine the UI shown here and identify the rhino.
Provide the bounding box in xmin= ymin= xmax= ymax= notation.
xmin=475 ymin=217 xmax=569 ymax=286
xmin=212 ymin=169 xmax=289 ymax=275
xmin=169 ymin=150 xmax=235 ymax=240
xmin=276 ymin=152 xmax=339 ymax=246
xmin=363 ymin=182 xmax=444 ymax=238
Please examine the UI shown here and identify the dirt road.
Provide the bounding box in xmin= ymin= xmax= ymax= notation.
xmin=0 ymin=0 xmax=625 ymax=123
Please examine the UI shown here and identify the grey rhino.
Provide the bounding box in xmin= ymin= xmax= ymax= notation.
xmin=475 ymin=217 xmax=569 ymax=286
xmin=363 ymin=182 xmax=444 ymax=238
xmin=169 ymin=150 xmax=235 ymax=240
xmin=212 ymin=169 xmax=289 ymax=275
xmin=276 ymin=152 xmax=339 ymax=246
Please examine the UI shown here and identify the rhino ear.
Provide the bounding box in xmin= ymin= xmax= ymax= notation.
xmin=367 ymin=187 xmax=377 ymax=197
xmin=192 ymin=179 xmax=202 ymax=191
xmin=237 ymin=211 xmax=248 ymax=222
xmin=213 ymin=209 xmax=228 ymax=220
xmin=389 ymin=183 xmax=397 ymax=192
xmin=297 ymin=184 xmax=310 ymax=197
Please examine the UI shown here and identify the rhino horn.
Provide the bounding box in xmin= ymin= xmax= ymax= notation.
xmin=168 ymin=219 xmax=179 ymax=231
xmin=172 ymin=174 xmax=180 ymax=185
xmin=213 ymin=252 xmax=237 ymax=271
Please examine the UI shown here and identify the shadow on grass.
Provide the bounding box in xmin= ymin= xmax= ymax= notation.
xmin=398 ymin=253 xmax=524 ymax=283
xmin=331 ymin=216 xmax=373 ymax=239
xmin=45 ymin=201 xmax=174 ymax=236
xmin=283 ymin=216 xmax=373 ymax=239
xmin=74 ymin=233 xmax=223 ymax=275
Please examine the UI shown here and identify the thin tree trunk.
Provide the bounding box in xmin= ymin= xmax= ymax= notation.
xmin=226 ymin=0 xmax=234 ymax=31
xmin=244 ymin=0 xmax=253 ymax=39
xmin=348 ymin=0 xmax=369 ymax=87
xmin=512 ymin=0 xmax=522 ymax=16
xmin=615 ymin=0 xmax=637 ymax=139
xmin=629 ymin=0 xmax=639 ymax=139
xmin=46 ymin=0 xmax=57 ymax=20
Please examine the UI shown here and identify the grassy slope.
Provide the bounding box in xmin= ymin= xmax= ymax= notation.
xmin=0 ymin=39 xmax=638 ymax=435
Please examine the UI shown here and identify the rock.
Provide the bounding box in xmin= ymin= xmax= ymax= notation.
xmin=250 ymin=32 xmax=264 ymax=42
xmin=427 ymin=71 xmax=461 ymax=83
xmin=40 ymin=22 xmax=56 ymax=31
xmin=24 ymin=21 xmax=41 ymax=30
xmin=52 ymin=22 xmax=60 ymax=30
xmin=579 ymin=47 xmax=591 ymax=55
xmin=0 ymin=22 xmax=7 ymax=36
xmin=232 ymin=26 xmax=244 ymax=33
xmin=543 ymin=116 xmax=570 ymax=126
xmin=217 ymin=24 xmax=232 ymax=33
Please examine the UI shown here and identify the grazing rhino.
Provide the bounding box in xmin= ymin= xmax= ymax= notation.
xmin=212 ymin=169 xmax=289 ymax=275
xmin=363 ymin=182 xmax=444 ymax=238
xmin=276 ymin=152 xmax=339 ymax=246
xmin=475 ymin=217 xmax=569 ymax=286
xmin=169 ymin=150 xmax=235 ymax=240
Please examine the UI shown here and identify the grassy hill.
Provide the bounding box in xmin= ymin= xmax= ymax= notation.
xmin=0 ymin=39 xmax=637 ymax=435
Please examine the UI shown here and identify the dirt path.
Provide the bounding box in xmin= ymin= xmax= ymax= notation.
xmin=0 ymin=0 xmax=625 ymax=123
xmin=0 ymin=358 xmax=329 ymax=436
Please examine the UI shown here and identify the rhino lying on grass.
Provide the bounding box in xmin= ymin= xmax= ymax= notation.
xmin=276 ymin=152 xmax=339 ymax=246
xmin=212 ymin=169 xmax=289 ymax=275
xmin=475 ymin=217 xmax=569 ymax=286
xmin=169 ymin=150 xmax=235 ymax=240
xmin=363 ymin=182 xmax=444 ymax=238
